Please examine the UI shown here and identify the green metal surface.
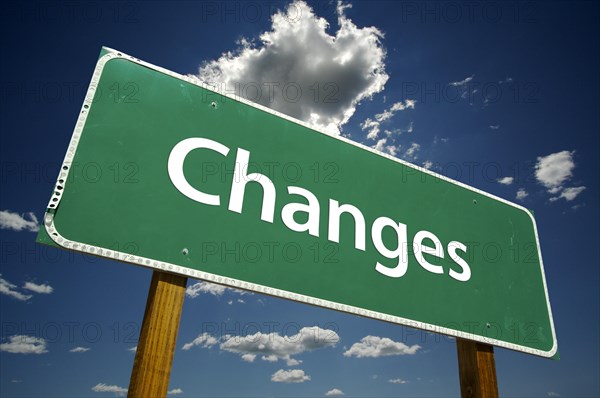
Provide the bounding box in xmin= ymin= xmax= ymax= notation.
xmin=38 ymin=49 xmax=556 ymax=357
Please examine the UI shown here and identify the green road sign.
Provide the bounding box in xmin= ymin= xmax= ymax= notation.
xmin=38 ymin=47 xmax=557 ymax=357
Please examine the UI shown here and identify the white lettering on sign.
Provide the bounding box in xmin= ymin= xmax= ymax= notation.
xmin=168 ymin=137 xmax=471 ymax=281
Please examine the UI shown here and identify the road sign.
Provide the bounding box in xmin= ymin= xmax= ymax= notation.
xmin=37 ymin=47 xmax=557 ymax=357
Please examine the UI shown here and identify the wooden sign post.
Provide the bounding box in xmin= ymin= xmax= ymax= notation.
xmin=456 ymin=338 xmax=499 ymax=398
xmin=128 ymin=271 xmax=187 ymax=398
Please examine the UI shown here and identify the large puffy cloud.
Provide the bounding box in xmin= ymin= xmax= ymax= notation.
xmin=198 ymin=1 xmax=388 ymax=134
xmin=343 ymin=336 xmax=420 ymax=358
xmin=0 ymin=335 xmax=48 ymax=354
xmin=0 ymin=210 xmax=39 ymax=232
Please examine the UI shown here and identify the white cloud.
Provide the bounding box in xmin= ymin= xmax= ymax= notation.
xmin=550 ymin=186 xmax=586 ymax=202
xmin=241 ymin=353 xmax=257 ymax=362
xmin=70 ymin=347 xmax=90 ymax=353
xmin=0 ymin=335 xmax=48 ymax=354
xmin=449 ymin=74 xmax=474 ymax=87
xmin=343 ymin=336 xmax=420 ymax=358
xmin=372 ymin=138 xmax=387 ymax=152
xmin=404 ymin=142 xmax=420 ymax=160
xmin=168 ymin=388 xmax=183 ymax=395
xmin=181 ymin=332 xmax=219 ymax=351
xmin=286 ymin=357 xmax=302 ymax=366
xmin=91 ymin=383 xmax=127 ymax=396
xmin=0 ymin=275 xmax=32 ymax=301
xmin=128 ymin=346 xmax=137 ymax=352
xmin=371 ymin=137 xmax=398 ymax=157
xmin=389 ymin=378 xmax=408 ymax=384
xmin=185 ymin=281 xmax=227 ymax=297
xmin=497 ymin=176 xmax=514 ymax=185
xmin=535 ymin=150 xmax=575 ymax=193
xmin=198 ymin=0 xmax=388 ymax=134
xmin=361 ymin=118 xmax=380 ymax=140
xmin=422 ymin=160 xmax=433 ymax=170
xmin=363 ymin=100 xmax=415 ymax=140
xmin=375 ymin=100 xmax=415 ymax=122
xmin=185 ymin=281 xmax=251 ymax=298
xmin=220 ymin=326 xmax=338 ymax=363
xmin=325 ymin=388 xmax=345 ymax=396
xmin=516 ymin=188 xmax=529 ymax=201
xmin=200 ymin=326 xmax=339 ymax=365
xmin=489 ymin=125 xmax=500 ymax=130
xmin=0 ymin=210 xmax=39 ymax=232
xmin=547 ymin=392 xmax=560 ymax=397
xmin=271 ymin=369 xmax=310 ymax=383
xmin=23 ymin=282 xmax=53 ymax=294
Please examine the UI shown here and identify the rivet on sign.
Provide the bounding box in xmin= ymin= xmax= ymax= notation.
xmin=182 ymin=248 xmax=189 ymax=256
xmin=210 ymin=101 xmax=217 ymax=109
xmin=473 ymin=199 xmax=478 ymax=205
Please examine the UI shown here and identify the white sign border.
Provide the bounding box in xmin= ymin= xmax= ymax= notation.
xmin=42 ymin=47 xmax=557 ymax=358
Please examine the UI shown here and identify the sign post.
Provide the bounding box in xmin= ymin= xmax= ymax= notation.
xmin=127 ymin=271 xmax=187 ymax=398
xmin=456 ymin=339 xmax=499 ymax=398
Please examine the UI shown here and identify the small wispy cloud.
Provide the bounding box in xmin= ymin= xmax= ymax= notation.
xmin=404 ymin=142 xmax=421 ymax=160
xmin=362 ymin=99 xmax=415 ymax=140
xmin=343 ymin=336 xmax=420 ymax=358
xmin=0 ymin=210 xmax=39 ymax=232
xmin=550 ymin=186 xmax=586 ymax=202
xmin=497 ymin=176 xmax=514 ymax=185
xmin=271 ymin=369 xmax=310 ymax=383
xmin=185 ymin=281 xmax=251 ymax=298
xmin=389 ymin=378 xmax=408 ymax=384
xmin=168 ymin=388 xmax=183 ymax=395
xmin=325 ymin=388 xmax=345 ymax=396
xmin=0 ymin=275 xmax=32 ymax=301
xmin=69 ymin=347 xmax=90 ymax=353
xmin=449 ymin=74 xmax=474 ymax=87
xmin=91 ymin=383 xmax=127 ymax=396
xmin=23 ymin=282 xmax=53 ymax=294
xmin=535 ymin=150 xmax=575 ymax=193
xmin=516 ymin=188 xmax=529 ymax=201
xmin=0 ymin=335 xmax=48 ymax=354
xmin=371 ymin=137 xmax=398 ymax=157
xmin=181 ymin=333 xmax=219 ymax=351
xmin=489 ymin=125 xmax=500 ymax=130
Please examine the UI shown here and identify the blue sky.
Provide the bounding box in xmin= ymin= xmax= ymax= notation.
xmin=0 ymin=1 xmax=598 ymax=397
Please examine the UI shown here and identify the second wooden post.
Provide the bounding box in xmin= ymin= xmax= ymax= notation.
xmin=128 ymin=271 xmax=187 ymax=398
xmin=456 ymin=338 xmax=499 ymax=398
